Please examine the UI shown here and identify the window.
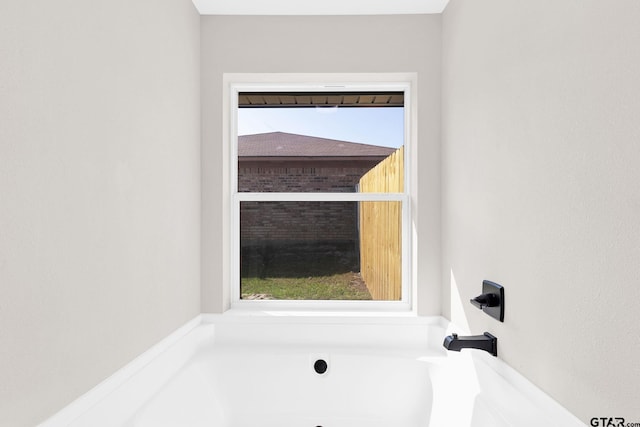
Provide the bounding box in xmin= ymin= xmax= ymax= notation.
xmin=226 ymin=74 xmax=415 ymax=310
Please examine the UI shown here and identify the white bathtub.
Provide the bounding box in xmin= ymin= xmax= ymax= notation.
xmin=40 ymin=314 xmax=585 ymax=427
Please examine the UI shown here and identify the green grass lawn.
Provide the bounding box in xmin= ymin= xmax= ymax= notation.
xmin=241 ymin=272 xmax=372 ymax=300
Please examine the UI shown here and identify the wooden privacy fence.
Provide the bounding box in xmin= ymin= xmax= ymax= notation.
xmin=358 ymin=146 xmax=403 ymax=300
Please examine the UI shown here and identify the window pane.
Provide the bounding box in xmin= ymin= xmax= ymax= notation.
xmin=240 ymin=201 xmax=401 ymax=301
xmin=237 ymin=106 xmax=404 ymax=193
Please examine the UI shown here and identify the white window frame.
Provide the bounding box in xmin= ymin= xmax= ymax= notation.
xmin=223 ymin=73 xmax=417 ymax=312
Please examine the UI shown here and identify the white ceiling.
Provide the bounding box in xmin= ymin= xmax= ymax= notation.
xmin=192 ymin=0 xmax=450 ymax=15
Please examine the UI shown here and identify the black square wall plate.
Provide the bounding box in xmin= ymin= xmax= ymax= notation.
xmin=481 ymin=280 xmax=504 ymax=322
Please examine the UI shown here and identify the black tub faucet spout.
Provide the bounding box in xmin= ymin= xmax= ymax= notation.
xmin=443 ymin=332 xmax=497 ymax=357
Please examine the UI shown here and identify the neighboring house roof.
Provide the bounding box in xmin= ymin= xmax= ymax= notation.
xmin=238 ymin=132 xmax=395 ymax=159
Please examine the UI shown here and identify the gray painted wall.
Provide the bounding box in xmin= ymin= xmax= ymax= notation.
xmin=0 ymin=0 xmax=201 ymax=425
xmin=442 ymin=0 xmax=640 ymax=422
xmin=201 ymin=15 xmax=442 ymax=314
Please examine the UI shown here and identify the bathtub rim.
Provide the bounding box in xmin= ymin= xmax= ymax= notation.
xmin=38 ymin=312 xmax=586 ymax=427
xmin=38 ymin=312 xmax=444 ymax=427
xmin=37 ymin=315 xmax=203 ymax=427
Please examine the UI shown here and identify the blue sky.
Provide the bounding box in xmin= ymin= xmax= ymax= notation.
xmin=238 ymin=107 xmax=404 ymax=148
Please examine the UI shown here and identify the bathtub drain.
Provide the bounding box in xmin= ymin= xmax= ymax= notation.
xmin=313 ymin=359 xmax=328 ymax=374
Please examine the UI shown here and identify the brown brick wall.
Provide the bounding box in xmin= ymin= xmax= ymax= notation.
xmin=238 ymin=163 xmax=374 ymax=242
xmin=238 ymin=165 xmax=371 ymax=193
xmin=240 ymin=200 xmax=357 ymax=241
xmin=238 ymin=162 xmax=375 ymax=277
xmin=240 ymin=200 xmax=360 ymax=277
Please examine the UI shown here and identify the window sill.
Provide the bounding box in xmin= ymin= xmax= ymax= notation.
xmin=227 ymin=300 xmax=414 ymax=317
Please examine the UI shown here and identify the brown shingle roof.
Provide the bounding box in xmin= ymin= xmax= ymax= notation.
xmin=238 ymin=132 xmax=395 ymax=158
